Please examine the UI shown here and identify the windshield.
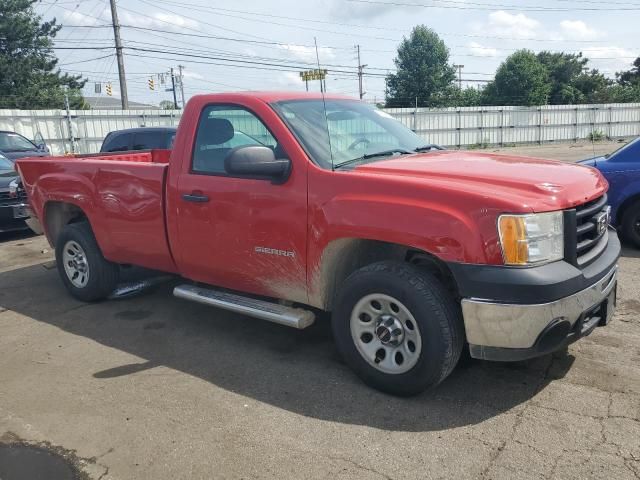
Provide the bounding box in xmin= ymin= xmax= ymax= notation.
xmin=0 ymin=154 xmax=13 ymax=170
xmin=0 ymin=132 xmax=37 ymax=152
xmin=271 ymin=99 xmax=428 ymax=169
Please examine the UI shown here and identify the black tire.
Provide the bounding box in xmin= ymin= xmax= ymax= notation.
xmin=331 ymin=261 xmax=464 ymax=396
xmin=621 ymin=199 xmax=640 ymax=248
xmin=55 ymin=222 xmax=119 ymax=302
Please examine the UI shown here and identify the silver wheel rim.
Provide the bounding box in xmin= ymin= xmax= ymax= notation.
xmin=350 ymin=293 xmax=422 ymax=375
xmin=62 ymin=240 xmax=90 ymax=288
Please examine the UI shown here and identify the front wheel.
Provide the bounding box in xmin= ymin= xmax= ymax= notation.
xmin=332 ymin=261 xmax=464 ymax=396
xmin=621 ymin=199 xmax=640 ymax=248
xmin=55 ymin=222 xmax=119 ymax=302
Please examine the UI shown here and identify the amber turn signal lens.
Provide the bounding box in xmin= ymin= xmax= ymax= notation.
xmin=498 ymin=216 xmax=529 ymax=265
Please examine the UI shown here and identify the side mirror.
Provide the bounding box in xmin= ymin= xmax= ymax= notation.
xmin=33 ymin=133 xmax=47 ymax=152
xmin=224 ymin=146 xmax=291 ymax=182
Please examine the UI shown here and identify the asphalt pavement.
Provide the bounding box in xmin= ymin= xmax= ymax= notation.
xmin=0 ymin=143 xmax=638 ymax=479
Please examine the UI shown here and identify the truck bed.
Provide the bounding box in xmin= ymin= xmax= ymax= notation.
xmin=17 ymin=150 xmax=177 ymax=273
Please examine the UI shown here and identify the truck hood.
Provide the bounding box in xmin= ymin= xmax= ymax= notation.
xmin=1 ymin=150 xmax=49 ymax=161
xmin=354 ymin=150 xmax=608 ymax=211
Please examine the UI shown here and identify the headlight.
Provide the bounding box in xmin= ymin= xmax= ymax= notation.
xmin=498 ymin=211 xmax=564 ymax=266
xmin=8 ymin=179 xmax=19 ymax=198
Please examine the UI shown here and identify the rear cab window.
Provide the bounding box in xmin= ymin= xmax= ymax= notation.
xmin=133 ymin=131 xmax=171 ymax=150
xmin=102 ymin=132 xmax=131 ymax=152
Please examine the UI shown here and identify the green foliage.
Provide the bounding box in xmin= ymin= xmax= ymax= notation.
xmin=482 ymin=50 xmax=551 ymax=106
xmin=159 ymin=100 xmax=176 ymax=110
xmin=0 ymin=0 xmax=86 ymax=109
xmin=385 ymin=26 xmax=456 ymax=108
xmin=589 ymin=84 xmax=640 ymax=103
xmin=616 ymin=57 xmax=640 ymax=87
xmin=588 ymin=130 xmax=605 ymax=142
xmin=447 ymin=86 xmax=483 ymax=107
xmin=536 ymin=52 xmax=588 ymax=104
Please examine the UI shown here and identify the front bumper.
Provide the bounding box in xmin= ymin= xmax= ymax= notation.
xmin=0 ymin=202 xmax=30 ymax=232
xmin=449 ymin=228 xmax=621 ymax=361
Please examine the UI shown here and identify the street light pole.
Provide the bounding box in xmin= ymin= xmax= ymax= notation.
xmin=453 ymin=64 xmax=464 ymax=90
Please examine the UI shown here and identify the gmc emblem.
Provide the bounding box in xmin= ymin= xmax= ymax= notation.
xmin=595 ymin=208 xmax=610 ymax=235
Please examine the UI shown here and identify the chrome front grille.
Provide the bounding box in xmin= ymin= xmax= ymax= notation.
xmin=0 ymin=189 xmax=27 ymax=206
xmin=564 ymin=194 xmax=610 ymax=267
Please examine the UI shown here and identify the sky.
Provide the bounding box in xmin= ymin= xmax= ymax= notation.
xmin=36 ymin=0 xmax=639 ymax=107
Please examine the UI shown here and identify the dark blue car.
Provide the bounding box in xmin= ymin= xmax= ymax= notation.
xmin=0 ymin=130 xmax=49 ymax=161
xmin=580 ymin=136 xmax=640 ymax=247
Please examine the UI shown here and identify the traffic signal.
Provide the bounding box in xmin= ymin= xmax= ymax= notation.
xmin=148 ymin=77 xmax=155 ymax=91
xmin=106 ymin=83 xmax=113 ymax=96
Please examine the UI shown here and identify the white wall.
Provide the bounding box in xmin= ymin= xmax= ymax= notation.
xmin=1 ymin=103 xmax=639 ymax=155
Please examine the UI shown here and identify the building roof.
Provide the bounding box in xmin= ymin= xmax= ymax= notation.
xmin=83 ymin=96 xmax=160 ymax=110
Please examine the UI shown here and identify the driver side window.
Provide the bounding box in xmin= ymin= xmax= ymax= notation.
xmin=192 ymin=105 xmax=278 ymax=174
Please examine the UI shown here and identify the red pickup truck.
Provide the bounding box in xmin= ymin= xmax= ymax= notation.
xmin=17 ymin=92 xmax=620 ymax=395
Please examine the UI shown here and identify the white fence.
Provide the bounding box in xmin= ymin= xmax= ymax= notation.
xmin=1 ymin=103 xmax=639 ymax=155
xmin=0 ymin=109 xmax=182 ymax=155
xmin=387 ymin=103 xmax=640 ymax=147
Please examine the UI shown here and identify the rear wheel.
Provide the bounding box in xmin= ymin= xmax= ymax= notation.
xmin=332 ymin=261 xmax=464 ymax=396
xmin=621 ymin=199 xmax=640 ymax=248
xmin=55 ymin=222 xmax=119 ymax=301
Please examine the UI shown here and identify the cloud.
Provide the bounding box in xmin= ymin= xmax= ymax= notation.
xmin=467 ymin=41 xmax=498 ymax=57
xmin=117 ymin=9 xmax=199 ymax=31
xmin=559 ymin=20 xmax=603 ymax=40
xmin=483 ymin=10 xmax=542 ymax=39
xmin=277 ymin=72 xmax=305 ymax=89
xmin=62 ymin=10 xmax=102 ymax=26
xmin=180 ymin=71 xmax=204 ymax=80
xmin=581 ymin=46 xmax=637 ymax=72
xmin=277 ymin=44 xmax=335 ymax=63
xmin=327 ymin=0 xmax=401 ymax=20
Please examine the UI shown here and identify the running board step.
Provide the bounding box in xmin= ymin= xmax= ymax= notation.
xmin=173 ymin=284 xmax=315 ymax=329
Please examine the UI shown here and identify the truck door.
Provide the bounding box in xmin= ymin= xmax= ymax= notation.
xmin=173 ymin=104 xmax=308 ymax=304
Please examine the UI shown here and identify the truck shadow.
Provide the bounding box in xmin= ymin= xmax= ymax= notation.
xmin=0 ymin=262 xmax=575 ymax=433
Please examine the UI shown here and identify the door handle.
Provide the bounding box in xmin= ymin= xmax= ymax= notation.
xmin=182 ymin=193 xmax=210 ymax=203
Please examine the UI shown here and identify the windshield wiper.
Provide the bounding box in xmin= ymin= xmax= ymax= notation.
xmin=414 ymin=144 xmax=444 ymax=152
xmin=333 ymin=148 xmax=412 ymax=170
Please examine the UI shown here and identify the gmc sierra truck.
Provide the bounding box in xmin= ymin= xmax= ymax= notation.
xmin=16 ymin=92 xmax=620 ymax=395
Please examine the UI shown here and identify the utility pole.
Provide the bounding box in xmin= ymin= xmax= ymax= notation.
xmin=178 ymin=65 xmax=186 ymax=108
xmin=453 ymin=64 xmax=464 ymax=90
xmin=109 ymin=0 xmax=128 ymax=109
xmin=170 ymin=68 xmax=178 ymax=109
xmin=63 ymin=88 xmax=75 ymax=154
xmin=356 ymin=45 xmax=367 ymax=99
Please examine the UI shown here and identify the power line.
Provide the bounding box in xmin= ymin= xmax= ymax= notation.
xmin=58 ymin=53 xmax=115 ymax=66
xmin=141 ymin=0 xmax=640 ymax=45
xmin=346 ymin=0 xmax=640 ymax=11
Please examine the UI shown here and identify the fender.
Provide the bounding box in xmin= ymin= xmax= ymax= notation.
xmin=609 ymin=178 xmax=640 ymax=224
xmin=307 ymin=191 xmax=496 ymax=309
xmin=32 ymin=172 xmax=112 ymax=253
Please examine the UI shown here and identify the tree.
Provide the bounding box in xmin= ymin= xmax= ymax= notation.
xmin=617 ymin=57 xmax=640 ymax=87
xmin=442 ymin=86 xmax=483 ymax=107
xmin=385 ymin=26 xmax=456 ymax=108
xmin=0 ymin=0 xmax=86 ymax=109
xmin=590 ymin=84 xmax=640 ymax=103
xmin=159 ymin=100 xmax=177 ymax=110
xmin=537 ymin=52 xmax=586 ymax=104
xmin=536 ymin=52 xmax=611 ymax=104
xmin=483 ymin=50 xmax=551 ymax=106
